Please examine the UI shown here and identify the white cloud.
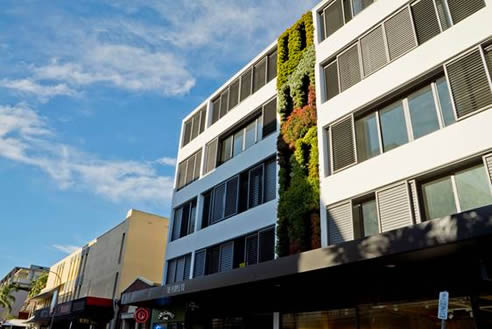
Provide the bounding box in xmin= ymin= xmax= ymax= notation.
xmin=0 ymin=104 xmax=175 ymax=204
xmin=52 ymin=244 xmax=80 ymax=254
xmin=155 ymin=157 xmax=177 ymax=167
xmin=0 ymin=78 xmax=77 ymax=102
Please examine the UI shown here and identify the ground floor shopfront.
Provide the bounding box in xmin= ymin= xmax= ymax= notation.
xmin=121 ymin=206 xmax=492 ymax=329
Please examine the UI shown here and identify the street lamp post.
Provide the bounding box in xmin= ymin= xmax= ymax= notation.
xmin=46 ymin=271 xmax=63 ymax=329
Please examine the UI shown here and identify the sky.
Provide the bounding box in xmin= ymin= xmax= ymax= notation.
xmin=0 ymin=0 xmax=318 ymax=278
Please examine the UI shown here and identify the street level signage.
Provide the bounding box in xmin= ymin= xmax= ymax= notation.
xmin=135 ymin=308 xmax=150 ymax=323
xmin=438 ymin=291 xmax=449 ymax=320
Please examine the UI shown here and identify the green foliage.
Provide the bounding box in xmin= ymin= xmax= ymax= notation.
xmin=28 ymin=273 xmax=48 ymax=298
xmin=0 ymin=283 xmax=18 ymax=313
xmin=276 ymin=11 xmax=320 ymax=257
xmin=277 ymin=12 xmax=314 ymax=88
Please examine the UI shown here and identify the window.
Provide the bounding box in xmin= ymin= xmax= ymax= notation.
xmin=380 ymin=102 xmax=408 ymax=152
xmin=447 ymin=0 xmax=486 ymax=24
xmin=322 ymin=0 xmax=344 ymax=40
xmin=209 ymin=48 xmax=277 ymax=126
xmin=360 ymin=26 xmax=388 ymax=76
xmin=245 ymin=234 xmax=259 ymax=266
xmin=384 ymin=7 xmax=417 ymax=61
xmin=411 ymin=0 xmax=441 ymax=44
xmin=407 ymin=86 xmax=440 ymax=139
xmin=172 ymin=199 xmax=197 ymax=241
xmin=330 ymin=76 xmax=462 ymax=172
xmin=201 ymin=157 xmax=276 ymax=228
xmin=352 ymin=197 xmax=379 ymax=239
xmin=259 ymin=228 xmax=275 ymax=263
xmin=193 ymin=250 xmax=206 ymax=278
xmin=219 ymin=242 xmax=234 ymax=272
xmin=218 ymin=98 xmax=276 ymax=166
xmin=176 ymin=150 xmax=202 ymax=189
xmin=182 ymin=107 xmax=206 ymax=147
xmin=338 ymin=44 xmax=362 ymax=92
xmin=324 ymin=61 xmax=339 ymax=101
xmin=422 ymin=164 xmax=492 ymax=220
xmin=355 ymin=112 xmax=380 ymax=162
xmin=166 ymin=254 xmax=192 ymax=284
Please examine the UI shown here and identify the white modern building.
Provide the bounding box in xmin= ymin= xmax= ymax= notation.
xmin=122 ymin=1 xmax=492 ymax=328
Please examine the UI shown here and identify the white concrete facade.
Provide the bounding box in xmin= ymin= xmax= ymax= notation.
xmin=166 ymin=40 xmax=279 ymax=281
xmin=313 ymin=0 xmax=492 ymax=247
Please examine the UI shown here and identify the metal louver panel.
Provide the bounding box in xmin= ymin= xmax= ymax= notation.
xmin=219 ymin=242 xmax=234 ymax=272
xmin=377 ymin=182 xmax=413 ymax=232
xmin=331 ymin=116 xmax=356 ymax=171
xmin=268 ymin=50 xmax=277 ymax=81
xmin=338 ymin=44 xmax=361 ymax=91
xmin=446 ymin=49 xmax=492 ymax=118
xmin=485 ymin=47 xmax=492 ymax=76
xmin=183 ymin=121 xmax=192 ymax=146
xmin=185 ymin=154 xmax=195 ymax=185
xmin=194 ymin=250 xmax=206 ymax=277
xmin=212 ymin=98 xmax=220 ymax=124
xmin=205 ymin=139 xmax=218 ymax=174
xmin=484 ymin=154 xmax=492 ymax=186
xmin=191 ymin=112 xmax=200 ymax=140
xmin=253 ymin=58 xmax=267 ymax=93
xmin=212 ymin=184 xmax=226 ymax=224
xmin=324 ymin=0 xmax=344 ymax=38
xmin=199 ymin=107 xmax=206 ymax=133
xmin=172 ymin=207 xmax=182 ymax=241
xmin=263 ymin=98 xmax=277 ymax=137
xmin=224 ymin=177 xmax=239 ymax=217
xmin=264 ymin=159 xmax=277 ymax=202
xmin=240 ymin=69 xmax=252 ymax=101
xmin=447 ymin=0 xmax=485 ymax=24
xmin=246 ymin=235 xmax=258 ymax=265
xmin=166 ymin=259 xmax=176 ymax=284
xmin=175 ymin=257 xmax=186 ymax=282
xmin=193 ymin=150 xmax=202 ymax=180
xmin=259 ymin=228 xmax=275 ymax=263
xmin=324 ymin=61 xmax=339 ymax=101
xmin=220 ymin=90 xmax=229 ymax=118
xmin=384 ymin=7 xmax=417 ymax=60
xmin=360 ymin=26 xmax=388 ymax=76
xmin=411 ymin=0 xmax=441 ymax=44
xmin=229 ymin=80 xmax=240 ymax=110
xmin=327 ymin=202 xmax=353 ymax=245
xmin=177 ymin=161 xmax=187 ymax=188
xmin=248 ymin=165 xmax=264 ymax=208
xmin=183 ymin=255 xmax=191 ymax=281
xmin=408 ymin=180 xmax=422 ymax=224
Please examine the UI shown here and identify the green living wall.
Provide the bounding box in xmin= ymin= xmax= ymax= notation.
xmin=276 ymin=12 xmax=321 ymax=256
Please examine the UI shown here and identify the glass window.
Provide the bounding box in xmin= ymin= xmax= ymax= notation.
xmin=351 ymin=0 xmax=373 ymax=16
xmin=240 ymin=69 xmax=252 ymax=102
xmin=253 ymin=58 xmax=267 ymax=93
xmin=233 ymin=130 xmax=244 ymax=157
xmin=257 ymin=116 xmax=263 ymax=142
xmin=422 ymin=176 xmax=457 ymax=220
xmin=355 ymin=112 xmax=380 ymax=162
xmin=264 ymin=159 xmax=277 ymax=202
xmin=379 ymin=102 xmax=409 ymax=152
xmin=455 ymin=165 xmax=492 ymax=212
xmin=435 ymin=0 xmax=451 ymax=30
xmin=229 ymin=80 xmax=239 ymax=110
xmin=220 ymin=135 xmax=233 ymax=163
xmin=212 ymin=184 xmax=226 ymax=224
xmin=245 ymin=121 xmax=256 ymax=150
xmin=436 ymin=77 xmax=456 ymax=126
xmin=267 ymin=51 xmax=277 ymax=82
xmin=353 ymin=198 xmax=379 ymax=239
xmin=408 ymin=86 xmax=440 ymax=139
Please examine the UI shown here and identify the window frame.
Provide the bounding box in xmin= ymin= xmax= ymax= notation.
xmin=209 ymin=175 xmax=240 ymax=225
xmin=352 ymin=195 xmax=380 ymax=239
xmin=177 ymin=149 xmax=202 ymax=190
xmin=247 ymin=163 xmax=265 ymax=209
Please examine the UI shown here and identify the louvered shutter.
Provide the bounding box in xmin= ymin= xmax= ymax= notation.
xmin=324 ymin=61 xmax=339 ymax=101
xmin=268 ymin=50 xmax=277 ymax=81
xmin=484 ymin=46 xmax=492 ymax=76
xmin=183 ymin=255 xmax=191 ymax=281
xmin=240 ymin=69 xmax=252 ymax=101
xmin=183 ymin=121 xmax=192 ymax=146
xmin=360 ymin=26 xmax=388 ymax=76
xmin=376 ymin=182 xmax=414 ymax=232
xmin=447 ymin=0 xmax=485 ymax=24
xmin=384 ymin=7 xmax=417 ymax=60
xmin=194 ymin=149 xmax=202 ymax=180
xmin=191 ymin=112 xmax=200 ymax=140
xmin=199 ymin=107 xmax=206 ymax=133
xmin=324 ymin=0 xmax=344 ymax=38
xmin=172 ymin=207 xmax=182 ymax=241
xmin=411 ymin=0 xmax=441 ymax=44
xmin=338 ymin=44 xmax=361 ymax=91
xmin=185 ymin=154 xmax=196 ymax=185
xmin=484 ymin=154 xmax=492 ymax=187
xmin=224 ymin=177 xmax=239 ymax=217
xmin=175 ymin=257 xmax=186 ymax=282
xmin=212 ymin=184 xmax=225 ymax=224
xmin=249 ymin=165 xmax=264 ymax=208
xmin=259 ymin=228 xmax=275 ymax=263
xmin=194 ymin=250 xmax=206 ymax=278
xmin=205 ymin=139 xmax=218 ymax=174
xmin=327 ymin=202 xmax=353 ymax=245
xmin=408 ymin=180 xmax=422 ymax=224
xmin=246 ymin=235 xmax=258 ymax=265
xmin=262 ymin=98 xmax=277 ymax=137
xmin=254 ymin=58 xmax=267 ymax=93
xmin=212 ymin=98 xmax=220 ymax=124
xmin=177 ymin=161 xmax=187 ymax=189
xmin=264 ymin=159 xmax=277 ymax=202
xmin=219 ymin=242 xmax=234 ymax=272
xmin=166 ymin=259 xmax=176 ymax=284
xmin=229 ymin=80 xmax=240 ymax=110
xmin=331 ymin=116 xmax=356 ymax=171
xmin=220 ymin=90 xmax=229 ymax=118
xmin=446 ymin=49 xmax=492 ymax=118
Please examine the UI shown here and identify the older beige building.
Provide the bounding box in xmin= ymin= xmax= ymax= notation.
xmin=30 ymin=209 xmax=168 ymax=329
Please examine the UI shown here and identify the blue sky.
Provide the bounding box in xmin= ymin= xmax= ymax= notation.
xmin=0 ymin=0 xmax=318 ymax=278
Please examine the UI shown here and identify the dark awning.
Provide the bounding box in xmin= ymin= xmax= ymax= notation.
xmin=121 ymin=205 xmax=492 ymax=309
